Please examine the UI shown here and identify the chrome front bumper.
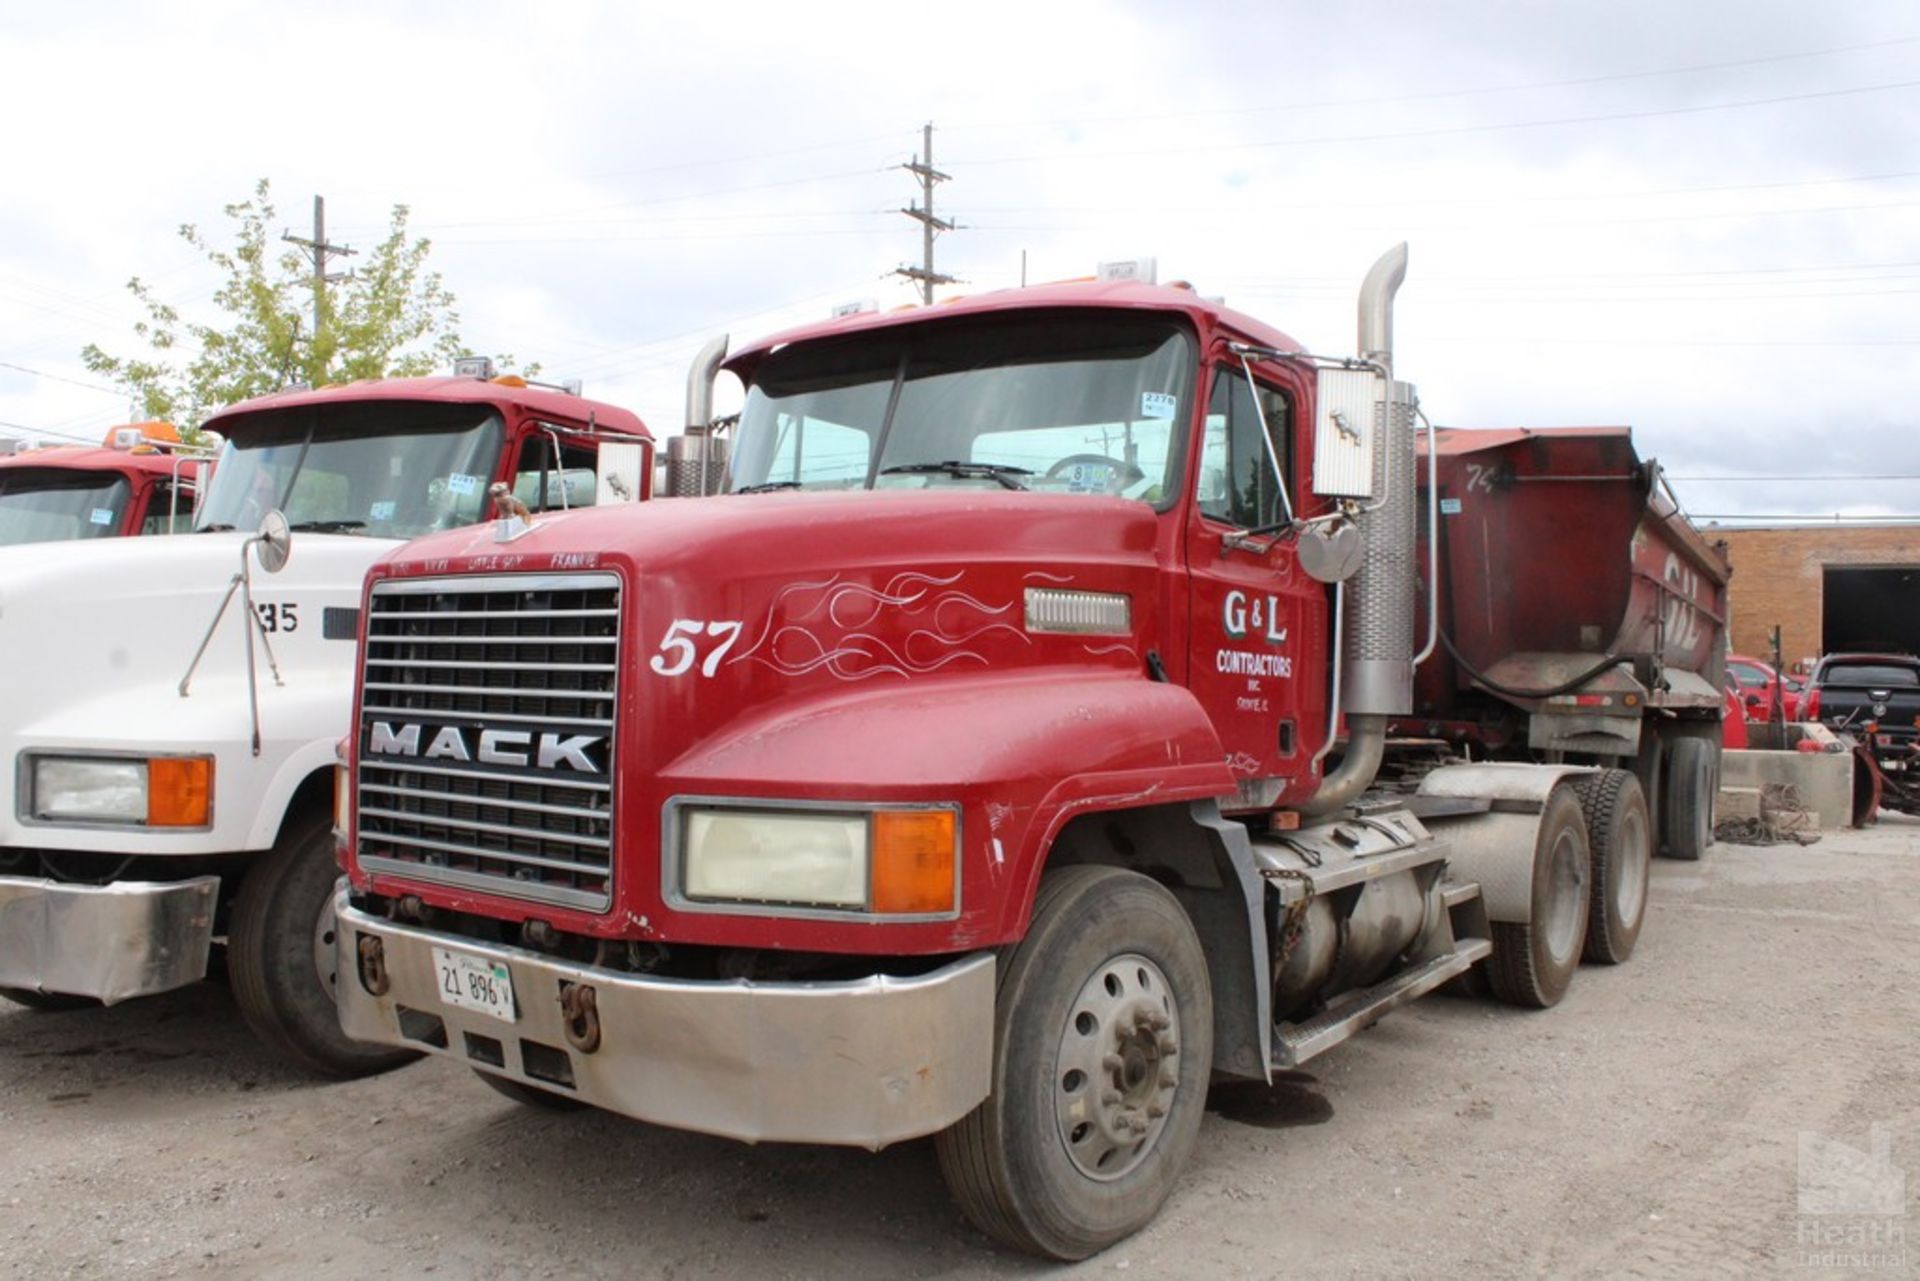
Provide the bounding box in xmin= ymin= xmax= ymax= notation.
xmin=333 ymin=889 xmax=996 ymax=1149
xmin=0 ymin=875 xmax=218 ymax=1003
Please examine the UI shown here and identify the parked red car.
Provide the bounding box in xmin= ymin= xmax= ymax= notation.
xmin=1723 ymin=676 xmax=1750 ymax=749
xmin=1727 ymin=653 xmax=1801 ymax=722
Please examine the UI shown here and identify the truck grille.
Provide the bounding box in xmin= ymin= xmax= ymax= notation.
xmin=356 ymin=573 xmax=621 ymax=912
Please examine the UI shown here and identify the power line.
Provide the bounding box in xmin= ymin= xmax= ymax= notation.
xmin=346 ymin=167 xmax=887 ymax=238
xmin=943 ymin=34 xmax=1920 ymax=134
xmin=1672 ymin=475 xmax=1920 ymax=482
xmin=0 ymin=361 xmax=123 ymax=397
xmin=1694 ymin=513 xmax=1920 ymax=523
xmin=953 ymin=77 xmax=1920 ymax=167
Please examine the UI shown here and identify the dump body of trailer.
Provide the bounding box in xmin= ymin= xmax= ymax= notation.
xmin=1409 ymin=426 xmax=1730 ymax=757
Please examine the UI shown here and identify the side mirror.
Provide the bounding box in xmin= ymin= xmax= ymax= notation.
xmin=254 ymin=509 xmax=292 ymax=574
xmin=595 ymin=441 xmax=648 ymax=505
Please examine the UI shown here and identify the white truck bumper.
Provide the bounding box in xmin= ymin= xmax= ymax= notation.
xmin=0 ymin=875 xmax=218 ymax=1002
xmin=334 ymin=888 xmax=995 ymax=1149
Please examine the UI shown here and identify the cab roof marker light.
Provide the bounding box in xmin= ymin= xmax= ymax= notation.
xmin=1096 ymin=257 xmax=1158 ymax=285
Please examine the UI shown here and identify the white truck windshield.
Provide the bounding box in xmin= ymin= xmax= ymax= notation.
xmin=197 ymin=402 xmax=504 ymax=537
xmin=731 ymin=315 xmax=1192 ymax=503
xmin=0 ymin=470 xmax=132 ymax=545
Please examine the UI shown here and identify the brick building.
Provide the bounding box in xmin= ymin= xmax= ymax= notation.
xmin=1709 ymin=524 xmax=1920 ymax=670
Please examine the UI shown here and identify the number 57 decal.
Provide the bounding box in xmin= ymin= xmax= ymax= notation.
xmin=649 ymin=619 xmax=744 ymax=677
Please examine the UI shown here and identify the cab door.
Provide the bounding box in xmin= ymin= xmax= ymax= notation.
xmin=1183 ymin=360 xmax=1329 ymax=810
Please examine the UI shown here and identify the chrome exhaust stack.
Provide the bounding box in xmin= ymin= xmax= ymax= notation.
xmin=669 ymin=335 xmax=730 ymax=496
xmin=1300 ymin=244 xmax=1415 ymax=816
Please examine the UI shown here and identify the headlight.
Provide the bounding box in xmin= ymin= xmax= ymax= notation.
xmin=680 ymin=805 xmax=957 ymax=915
xmin=26 ymin=755 xmax=213 ymax=827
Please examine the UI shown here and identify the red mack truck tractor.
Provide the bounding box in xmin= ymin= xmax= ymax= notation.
xmin=332 ymin=247 xmax=1728 ymax=1258
xmin=0 ymin=422 xmax=207 ymax=545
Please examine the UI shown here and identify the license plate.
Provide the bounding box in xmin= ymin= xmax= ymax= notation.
xmin=432 ymin=946 xmax=517 ymax=1023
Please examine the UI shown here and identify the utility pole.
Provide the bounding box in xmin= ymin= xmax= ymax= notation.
xmin=282 ymin=195 xmax=357 ymax=368
xmin=894 ymin=123 xmax=956 ymax=304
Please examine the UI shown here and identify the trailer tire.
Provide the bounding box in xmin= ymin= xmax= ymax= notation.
xmin=472 ymin=1069 xmax=585 ymax=1112
xmin=0 ymin=988 xmax=97 ymax=1012
xmin=1573 ymin=769 xmax=1650 ymax=964
xmin=229 ymin=811 xmax=420 ymax=1078
xmin=1487 ymin=783 xmax=1589 ymax=1009
xmin=935 ymin=865 xmax=1212 ymax=1261
xmin=1662 ymin=735 xmax=1715 ymax=862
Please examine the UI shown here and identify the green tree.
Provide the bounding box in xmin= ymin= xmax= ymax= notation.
xmin=82 ymin=179 xmax=497 ymax=430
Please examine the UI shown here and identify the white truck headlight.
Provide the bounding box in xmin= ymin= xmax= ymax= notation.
xmin=684 ymin=809 xmax=869 ymax=908
xmin=25 ymin=754 xmax=212 ymax=826
xmin=679 ymin=804 xmax=958 ymax=915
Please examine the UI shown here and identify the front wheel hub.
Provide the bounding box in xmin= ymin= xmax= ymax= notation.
xmin=1053 ymin=953 xmax=1180 ymax=1181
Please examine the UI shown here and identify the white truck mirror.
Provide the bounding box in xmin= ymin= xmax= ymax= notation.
xmin=1313 ymin=367 xmax=1383 ymax=499
xmin=595 ymin=441 xmax=647 ymax=504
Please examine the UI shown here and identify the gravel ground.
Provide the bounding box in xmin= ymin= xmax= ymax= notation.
xmin=4 ymin=818 xmax=1917 ymax=1279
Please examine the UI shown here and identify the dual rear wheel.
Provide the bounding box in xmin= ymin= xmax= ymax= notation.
xmin=1486 ymin=770 xmax=1653 ymax=1008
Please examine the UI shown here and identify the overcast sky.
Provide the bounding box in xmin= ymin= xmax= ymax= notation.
xmin=3 ymin=0 xmax=1917 ymax=524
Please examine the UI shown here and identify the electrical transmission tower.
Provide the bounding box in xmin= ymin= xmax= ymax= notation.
xmin=282 ymin=195 xmax=357 ymax=358
xmin=894 ymin=123 xmax=956 ymax=304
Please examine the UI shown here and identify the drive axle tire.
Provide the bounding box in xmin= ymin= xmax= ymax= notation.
xmin=1487 ymin=783 xmax=1590 ymax=1009
xmin=935 ymin=866 xmax=1213 ymax=1261
xmin=0 ymin=988 xmax=97 ymax=1012
xmin=1662 ymin=736 xmax=1715 ymax=862
xmin=1574 ymin=769 xmax=1651 ymax=964
xmin=472 ymin=1069 xmax=586 ymax=1112
xmin=229 ymin=811 xmax=420 ymax=1078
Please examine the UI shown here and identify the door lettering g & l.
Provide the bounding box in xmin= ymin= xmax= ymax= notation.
xmin=1223 ymin=590 xmax=1288 ymax=646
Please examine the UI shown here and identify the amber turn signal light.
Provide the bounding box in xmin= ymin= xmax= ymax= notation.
xmin=870 ymin=810 xmax=957 ymax=914
xmin=148 ymin=757 xmax=212 ymax=827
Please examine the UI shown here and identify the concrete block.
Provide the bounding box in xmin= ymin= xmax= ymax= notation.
xmin=1720 ymin=749 xmax=1854 ymax=829
xmin=1716 ymin=786 xmax=1762 ymax=822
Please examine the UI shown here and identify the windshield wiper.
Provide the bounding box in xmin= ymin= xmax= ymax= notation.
xmin=198 ymin=523 xmax=237 ymax=533
xmin=735 ymin=481 xmax=805 ymax=494
xmin=879 ymin=460 xmax=1030 ymax=491
xmin=288 ymin=519 xmax=366 ymax=533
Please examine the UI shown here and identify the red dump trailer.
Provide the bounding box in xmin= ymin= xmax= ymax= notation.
xmin=1399 ymin=425 xmax=1732 ymax=859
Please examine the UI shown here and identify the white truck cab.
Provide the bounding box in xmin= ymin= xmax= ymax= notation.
xmin=0 ymin=373 xmax=652 ymax=1075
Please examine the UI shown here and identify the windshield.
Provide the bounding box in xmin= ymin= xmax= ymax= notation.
xmin=197 ymin=401 xmax=504 ymax=537
xmin=730 ymin=314 xmax=1193 ymax=503
xmin=0 ymin=469 xmax=132 ymax=545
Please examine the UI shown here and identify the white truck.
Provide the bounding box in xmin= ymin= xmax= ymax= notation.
xmin=0 ymin=372 xmax=653 ymax=1076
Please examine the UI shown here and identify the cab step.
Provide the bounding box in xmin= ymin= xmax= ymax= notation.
xmin=1272 ymin=939 xmax=1493 ymax=1069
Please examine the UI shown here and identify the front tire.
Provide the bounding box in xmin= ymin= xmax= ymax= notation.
xmin=935 ymin=866 xmax=1213 ymax=1261
xmin=229 ymin=810 xmax=420 ymax=1078
xmin=1487 ymin=783 xmax=1590 ymax=1008
xmin=1574 ymin=769 xmax=1651 ymax=964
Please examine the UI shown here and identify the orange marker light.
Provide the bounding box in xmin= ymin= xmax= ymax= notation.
xmin=871 ymin=810 xmax=957 ymax=914
xmin=148 ymin=757 xmax=212 ymax=827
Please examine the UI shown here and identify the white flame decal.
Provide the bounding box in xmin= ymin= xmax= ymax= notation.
xmin=730 ymin=571 xmax=1029 ymax=681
